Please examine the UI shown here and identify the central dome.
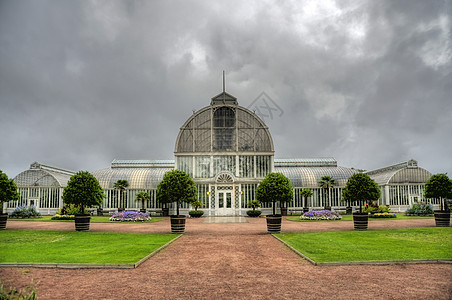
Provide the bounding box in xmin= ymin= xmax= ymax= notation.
xmin=175 ymin=92 xmax=274 ymax=154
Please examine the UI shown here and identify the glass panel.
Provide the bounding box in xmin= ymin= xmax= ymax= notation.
xmin=219 ymin=193 xmax=224 ymax=208
xmin=213 ymin=156 xmax=236 ymax=176
xmin=195 ymin=156 xmax=211 ymax=178
xmin=239 ymin=156 xmax=254 ymax=178
xmin=226 ymin=192 xmax=232 ymax=208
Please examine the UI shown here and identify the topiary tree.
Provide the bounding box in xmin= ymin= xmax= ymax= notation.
xmin=0 ymin=170 xmax=20 ymax=213
xmin=156 ymin=170 xmax=197 ymax=216
xmin=256 ymin=172 xmax=293 ymax=216
xmin=113 ymin=180 xmax=129 ymax=210
xmin=63 ymin=171 xmax=105 ymax=214
xmin=300 ymin=188 xmax=313 ymax=210
xmin=342 ymin=173 xmax=381 ymax=213
xmin=424 ymin=173 xmax=452 ymax=212
xmin=136 ymin=191 xmax=150 ymax=211
xmin=319 ymin=175 xmax=336 ymax=209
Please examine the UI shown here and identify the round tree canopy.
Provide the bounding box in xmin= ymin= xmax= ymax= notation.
xmin=256 ymin=172 xmax=293 ymax=206
xmin=62 ymin=171 xmax=105 ymax=211
xmin=0 ymin=170 xmax=20 ymax=204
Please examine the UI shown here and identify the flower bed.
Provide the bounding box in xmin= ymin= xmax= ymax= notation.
xmin=405 ymin=202 xmax=434 ymax=216
xmin=9 ymin=205 xmax=41 ymax=219
xmin=51 ymin=214 xmax=75 ymax=220
xmin=110 ymin=211 xmax=151 ymax=222
xmin=369 ymin=213 xmax=397 ymax=218
xmin=300 ymin=210 xmax=342 ymax=221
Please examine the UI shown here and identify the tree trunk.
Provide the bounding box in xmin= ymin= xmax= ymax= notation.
xmin=176 ymin=202 xmax=180 ymax=216
xmin=272 ymin=201 xmax=276 ymax=215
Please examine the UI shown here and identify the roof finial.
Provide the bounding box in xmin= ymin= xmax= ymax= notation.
xmin=222 ymin=70 xmax=225 ymax=93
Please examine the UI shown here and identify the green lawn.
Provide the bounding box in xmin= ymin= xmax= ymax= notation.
xmin=8 ymin=216 xmax=164 ymax=223
xmin=275 ymin=227 xmax=452 ymax=263
xmin=286 ymin=214 xmax=434 ymax=222
xmin=0 ymin=230 xmax=177 ymax=265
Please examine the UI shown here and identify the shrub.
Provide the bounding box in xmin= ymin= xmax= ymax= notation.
xmin=9 ymin=205 xmax=41 ymax=218
xmin=189 ymin=210 xmax=204 ymax=218
xmin=110 ymin=211 xmax=151 ymax=222
xmin=246 ymin=210 xmax=262 ymax=217
xmin=58 ymin=204 xmax=88 ymax=216
xmin=405 ymin=202 xmax=434 ymax=216
xmin=364 ymin=204 xmax=391 ymax=214
xmin=300 ymin=210 xmax=342 ymax=220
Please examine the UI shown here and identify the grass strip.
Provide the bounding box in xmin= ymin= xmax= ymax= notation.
xmin=275 ymin=227 xmax=452 ymax=263
xmin=0 ymin=230 xmax=177 ymax=265
xmin=8 ymin=216 xmax=164 ymax=223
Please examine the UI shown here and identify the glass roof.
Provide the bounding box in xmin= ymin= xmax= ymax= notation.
xmin=275 ymin=166 xmax=357 ymax=187
xmin=14 ymin=162 xmax=76 ymax=187
xmin=92 ymin=167 xmax=173 ymax=189
xmin=367 ymin=160 xmax=432 ymax=185
xmin=274 ymin=158 xmax=337 ymax=167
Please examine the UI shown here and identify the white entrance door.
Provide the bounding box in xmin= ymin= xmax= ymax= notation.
xmin=216 ymin=190 xmax=234 ymax=215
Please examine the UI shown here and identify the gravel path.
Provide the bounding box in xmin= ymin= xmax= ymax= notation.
xmin=1 ymin=218 xmax=451 ymax=299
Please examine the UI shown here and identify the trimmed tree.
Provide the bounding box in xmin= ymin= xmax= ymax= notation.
xmin=62 ymin=171 xmax=105 ymax=214
xmin=156 ymin=170 xmax=197 ymax=216
xmin=0 ymin=170 xmax=20 ymax=217
xmin=424 ymin=173 xmax=452 ymax=212
xmin=136 ymin=191 xmax=150 ymax=211
xmin=342 ymin=173 xmax=381 ymax=213
xmin=300 ymin=188 xmax=313 ymax=210
xmin=319 ymin=175 xmax=336 ymax=209
xmin=256 ymin=172 xmax=293 ymax=216
xmin=113 ymin=180 xmax=129 ymax=210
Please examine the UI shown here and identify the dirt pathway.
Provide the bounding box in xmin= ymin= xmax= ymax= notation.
xmin=1 ymin=218 xmax=451 ymax=299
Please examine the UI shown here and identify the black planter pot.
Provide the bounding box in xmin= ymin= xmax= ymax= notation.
xmin=345 ymin=206 xmax=353 ymax=215
xmin=246 ymin=210 xmax=262 ymax=217
xmin=353 ymin=213 xmax=368 ymax=231
xmin=0 ymin=214 xmax=7 ymax=230
xmin=96 ymin=208 xmax=104 ymax=216
xmin=74 ymin=215 xmax=91 ymax=232
xmin=162 ymin=208 xmax=169 ymax=217
xmin=170 ymin=215 xmax=186 ymax=234
xmin=189 ymin=211 xmax=204 ymax=218
xmin=303 ymin=207 xmax=309 ymax=214
xmin=434 ymin=210 xmax=451 ymax=227
xmin=266 ymin=215 xmax=282 ymax=233
xmin=280 ymin=208 xmax=288 ymax=216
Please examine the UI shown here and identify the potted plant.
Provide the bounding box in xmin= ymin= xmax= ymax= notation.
xmin=136 ymin=191 xmax=150 ymax=213
xmin=0 ymin=170 xmax=20 ymax=230
xmin=62 ymin=171 xmax=105 ymax=231
xmin=424 ymin=173 xmax=452 ymax=227
xmin=256 ymin=172 xmax=293 ymax=233
xmin=246 ymin=200 xmax=262 ymax=217
xmin=113 ymin=179 xmax=129 ymax=212
xmin=157 ymin=170 xmax=197 ymax=233
xmin=342 ymin=173 xmax=381 ymax=230
xmin=300 ymin=188 xmax=313 ymax=213
xmin=189 ymin=200 xmax=204 ymax=218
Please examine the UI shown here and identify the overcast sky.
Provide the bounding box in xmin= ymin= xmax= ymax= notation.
xmin=1 ymin=0 xmax=451 ymax=179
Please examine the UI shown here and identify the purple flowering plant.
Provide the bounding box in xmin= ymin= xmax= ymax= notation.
xmin=300 ymin=210 xmax=342 ymax=221
xmin=110 ymin=211 xmax=151 ymax=222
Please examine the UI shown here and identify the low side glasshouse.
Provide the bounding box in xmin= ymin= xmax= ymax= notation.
xmin=7 ymin=90 xmax=437 ymax=215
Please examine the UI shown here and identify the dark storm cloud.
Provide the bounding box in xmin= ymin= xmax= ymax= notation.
xmin=0 ymin=0 xmax=451 ymax=178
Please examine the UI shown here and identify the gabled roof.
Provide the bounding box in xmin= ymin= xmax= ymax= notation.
xmin=210 ymin=92 xmax=238 ymax=105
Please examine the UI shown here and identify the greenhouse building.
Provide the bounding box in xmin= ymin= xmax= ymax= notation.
xmin=8 ymin=90 xmax=437 ymax=215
